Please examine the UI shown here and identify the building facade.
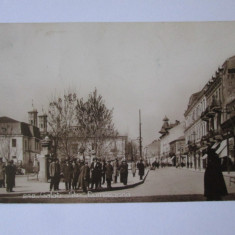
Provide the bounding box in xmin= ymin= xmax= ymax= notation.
xmin=159 ymin=117 xmax=185 ymax=165
xmin=0 ymin=116 xmax=41 ymax=172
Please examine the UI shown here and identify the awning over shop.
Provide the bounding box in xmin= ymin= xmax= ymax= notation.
xmin=202 ymin=154 xmax=208 ymax=159
xmin=212 ymin=142 xmax=220 ymax=150
xmin=219 ymin=147 xmax=228 ymax=158
xmin=216 ymin=140 xmax=227 ymax=155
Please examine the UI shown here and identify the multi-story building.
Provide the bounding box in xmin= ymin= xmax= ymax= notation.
xmin=184 ymin=55 xmax=235 ymax=171
xmin=56 ymin=134 xmax=128 ymax=163
xmin=158 ymin=116 xmax=185 ymax=165
xmin=184 ymin=90 xmax=207 ymax=170
xmin=169 ymin=136 xmax=185 ymax=167
xmin=145 ymin=139 xmax=161 ymax=164
xmin=200 ymin=55 xmax=235 ymax=171
xmin=0 ymin=116 xmax=41 ymax=172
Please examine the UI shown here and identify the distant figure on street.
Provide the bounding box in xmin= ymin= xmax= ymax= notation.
xmin=152 ymin=160 xmax=158 ymax=170
xmin=0 ymin=158 xmax=5 ymax=188
xmin=105 ymin=160 xmax=113 ymax=189
xmin=137 ymin=159 xmax=145 ymax=180
xmin=131 ymin=161 xmax=136 ymax=177
xmin=119 ymin=160 xmax=128 ymax=185
xmin=113 ymin=158 xmax=119 ymax=183
xmin=204 ymin=148 xmax=228 ymax=201
xmin=49 ymin=158 xmax=61 ymax=191
xmin=5 ymin=160 xmax=16 ymax=192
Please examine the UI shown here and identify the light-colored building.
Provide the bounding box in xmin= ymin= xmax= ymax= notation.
xmin=57 ymin=134 xmax=128 ymax=163
xmin=0 ymin=116 xmax=41 ymax=172
xmin=158 ymin=117 xmax=185 ymax=165
xmin=145 ymin=139 xmax=161 ymax=164
xmin=184 ymin=90 xmax=208 ymax=170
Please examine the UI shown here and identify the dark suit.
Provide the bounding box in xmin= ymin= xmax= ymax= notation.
xmin=137 ymin=162 xmax=145 ymax=180
xmin=5 ymin=163 xmax=16 ymax=192
xmin=90 ymin=161 xmax=102 ymax=189
xmin=72 ymin=163 xmax=80 ymax=189
xmin=63 ymin=163 xmax=73 ymax=190
xmin=119 ymin=163 xmax=128 ymax=185
xmin=105 ymin=164 xmax=113 ymax=189
xmin=49 ymin=161 xmax=61 ymax=190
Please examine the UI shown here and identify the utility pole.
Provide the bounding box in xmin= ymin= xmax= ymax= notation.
xmin=139 ymin=109 xmax=142 ymax=159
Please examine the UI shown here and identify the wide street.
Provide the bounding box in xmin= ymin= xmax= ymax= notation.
xmin=1 ymin=167 xmax=235 ymax=203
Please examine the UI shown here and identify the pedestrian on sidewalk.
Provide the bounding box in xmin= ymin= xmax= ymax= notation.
xmin=119 ymin=160 xmax=128 ymax=185
xmin=105 ymin=160 xmax=113 ymax=189
xmin=101 ymin=160 xmax=106 ymax=185
xmin=49 ymin=158 xmax=61 ymax=191
xmin=131 ymin=161 xmax=136 ymax=177
xmin=5 ymin=160 xmax=16 ymax=192
xmin=79 ymin=160 xmax=90 ymax=194
xmin=90 ymin=157 xmax=102 ymax=189
xmin=113 ymin=158 xmax=119 ymax=183
xmin=0 ymin=158 xmax=6 ymax=188
xmin=72 ymin=160 xmax=80 ymax=190
xmin=63 ymin=160 xmax=73 ymax=191
xmin=204 ymin=148 xmax=228 ymax=201
xmin=137 ymin=159 xmax=145 ymax=180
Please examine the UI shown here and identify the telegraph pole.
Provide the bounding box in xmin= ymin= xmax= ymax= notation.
xmin=139 ymin=109 xmax=143 ymax=159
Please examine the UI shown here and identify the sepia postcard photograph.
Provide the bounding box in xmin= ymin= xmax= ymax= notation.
xmin=0 ymin=21 xmax=235 ymax=204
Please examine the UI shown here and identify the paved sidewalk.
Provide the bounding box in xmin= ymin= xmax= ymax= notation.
xmin=0 ymin=169 xmax=149 ymax=197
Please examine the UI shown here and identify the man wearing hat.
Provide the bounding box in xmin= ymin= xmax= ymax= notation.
xmin=119 ymin=160 xmax=128 ymax=185
xmin=49 ymin=158 xmax=61 ymax=191
xmin=105 ymin=160 xmax=113 ymax=189
xmin=112 ymin=158 xmax=119 ymax=183
xmin=62 ymin=159 xmax=73 ymax=190
xmin=90 ymin=157 xmax=102 ymax=189
xmin=137 ymin=159 xmax=145 ymax=180
xmin=0 ymin=158 xmax=6 ymax=188
xmin=78 ymin=160 xmax=90 ymax=193
xmin=5 ymin=160 xmax=16 ymax=192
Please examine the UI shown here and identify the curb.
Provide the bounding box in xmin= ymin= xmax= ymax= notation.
xmin=0 ymin=170 xmax=149 ymax=198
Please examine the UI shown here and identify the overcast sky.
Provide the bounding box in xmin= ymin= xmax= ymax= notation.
xmin=0 ymin=22 xmax=235 ymax=146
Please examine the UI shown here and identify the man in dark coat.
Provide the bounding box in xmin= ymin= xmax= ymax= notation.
xmin=63 ymin=160 xmax=73 ymax=190
xmin=119 ymin=160 xmax=128 ymax=185
xmin=90 ymin=157 xmax=102 ymax=189
xmin=5 ymin=160 xmax=16 ymax=192
xmin=0 ymin=158 xmax=6 ymax=188
xmin=72 ymin=160 xmax=80 ymax=190
xmin=105 ymin=160 xmax=113 ymax=189
xmin=49 ymin=158 xmax=61 ymax=191
xmin=137 ymin=159 xmax=145 ymax=180
xmin=204 ymin=148 xmax=228 ymax=201
xmin=79 ymin=161 xmax=90 ymax=193
xmin=101 ymin=160 xmax=106 ymax=185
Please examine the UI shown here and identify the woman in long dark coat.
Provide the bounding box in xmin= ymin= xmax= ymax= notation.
xmin=204 ymin=148 xmax=228 ymax=201
xmin=137 ymin=160 xmax=145 ymax=180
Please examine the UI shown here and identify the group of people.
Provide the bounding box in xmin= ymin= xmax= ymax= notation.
xmin=49 ymin=157 xmax=146 ymax=193
xmin=0 ymin=158 xmax=16 ymax=192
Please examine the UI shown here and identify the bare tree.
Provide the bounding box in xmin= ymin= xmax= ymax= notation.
xmin=75 ymin=88 xmax=118 ymax=159
xmin=0 ymin=124 xmax=16 ymax=161
xmin=47 ymin=91 xmax=78 ymax=159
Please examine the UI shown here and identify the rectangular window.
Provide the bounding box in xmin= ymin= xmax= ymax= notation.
xmin=12 ymin=139 xmax=16 ymax=147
